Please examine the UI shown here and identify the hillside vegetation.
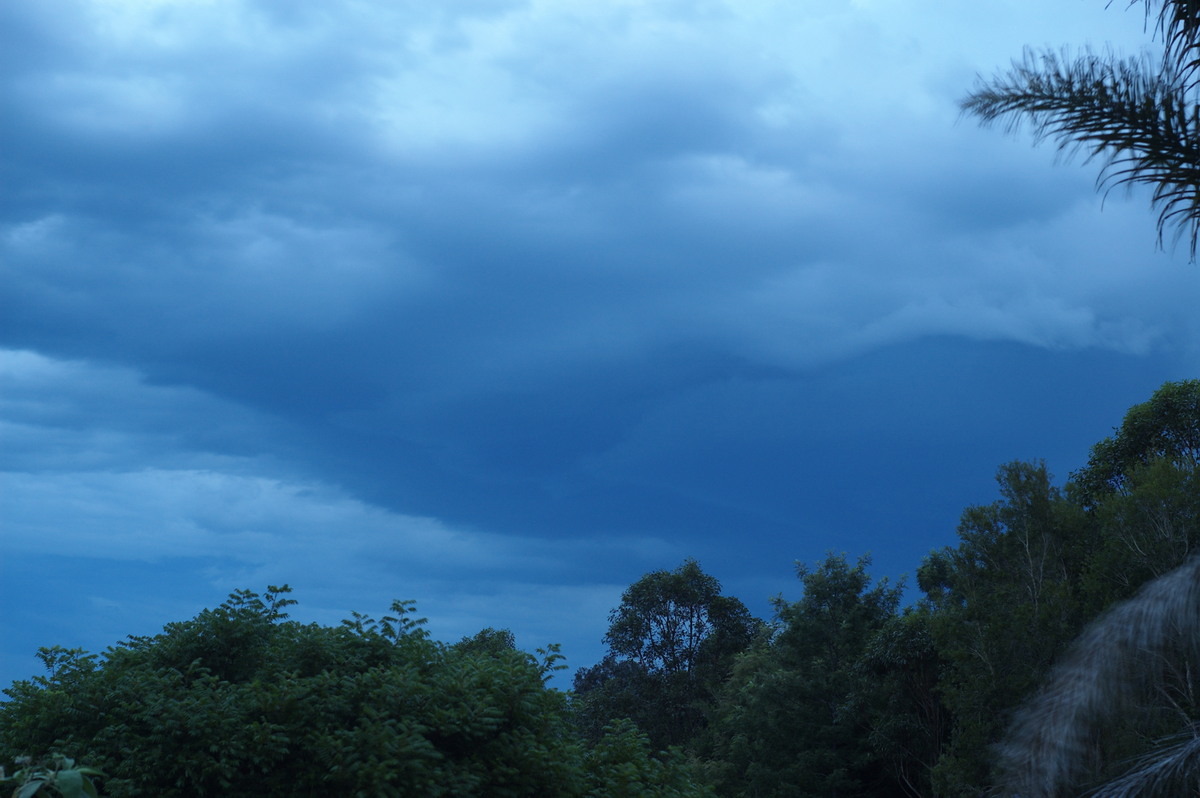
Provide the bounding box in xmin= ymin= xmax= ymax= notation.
xmin=3 ymin=379 xmax=1199 ymax=796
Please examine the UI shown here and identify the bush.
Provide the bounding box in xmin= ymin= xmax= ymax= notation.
xmin=0 ymin=587 xmax=710 ymax=797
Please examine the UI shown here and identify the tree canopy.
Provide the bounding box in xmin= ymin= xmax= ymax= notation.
xmin=573 ymin=559 xmax=760 ymax=753
xmin=0 ymin=588 xmax=711 ymax=798
xmin=4 ymin=381 xmax=1200 ymax=796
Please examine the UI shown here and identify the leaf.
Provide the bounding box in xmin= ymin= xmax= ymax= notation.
xmin=17 ymin=778 xmax=48 ymax=798
xmin=54 ymin=769 xmax=85 ymax=798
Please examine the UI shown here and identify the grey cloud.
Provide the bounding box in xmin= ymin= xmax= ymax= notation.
xmin=3 ymin=0 xmax=1198 ymax=692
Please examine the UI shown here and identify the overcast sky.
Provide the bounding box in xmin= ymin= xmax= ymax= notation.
xmin=3 ymin=0 xmax=1198 ymax=687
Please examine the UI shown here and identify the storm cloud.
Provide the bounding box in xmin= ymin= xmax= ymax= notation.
xmin=2 ymin=0 xmax=1197 ymax=684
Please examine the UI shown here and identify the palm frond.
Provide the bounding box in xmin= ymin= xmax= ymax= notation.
xmin=1087 ymin=727 xmax=1200 ymax=798
xmin=995 ymin=554 xmax=1200 ymax=797
xmin=963 ymin=48 xmax=1200 ymax=257
xmin=1123 ymin=0 xmax=1200 ymax=87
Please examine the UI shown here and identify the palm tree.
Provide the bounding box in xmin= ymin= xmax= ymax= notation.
xmin=995 ymin=553 xmax=1200 ymax=797
xmin=962 ymin=1 xmax=1200 ymax=258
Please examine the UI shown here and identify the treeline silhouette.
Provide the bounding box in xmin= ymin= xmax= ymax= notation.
xmin=1 ymin=380 xmax=1197 ymax=797
xmin=571 ymin=379 xmax=1200 ymax=797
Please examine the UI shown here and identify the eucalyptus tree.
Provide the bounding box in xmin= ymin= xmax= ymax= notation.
xmin=962 ymin=0 xmax=1200 ymax=256
xmin=1072 ymin=379 xmax=1200 ymax=613
xmin=573 ymin=559 xmax=760 ymax=753
xmin=917 ymin=461 xmax=1095 ymax=793
xmin=1073 ymin=378 xmax=1200 ymax=505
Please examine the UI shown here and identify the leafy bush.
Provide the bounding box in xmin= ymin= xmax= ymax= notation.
xmin=1 ymin=754 xmax=104 ymax=798
xmin=0 ymin=587 xmax=710 ymax=797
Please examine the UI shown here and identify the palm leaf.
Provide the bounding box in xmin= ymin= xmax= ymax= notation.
xmin=963 ymin=47 xmax=1200 ymax=257
xmin=995 ymin=554 xmax=1200 ymax=797
xmin=1124 ymin=0 xmax=1200 ymax=88
xmin=1086 ymin=727 xmax=1200 ymax=797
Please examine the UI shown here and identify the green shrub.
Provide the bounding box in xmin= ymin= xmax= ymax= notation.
xmin=0 ymin=587 xmax=709 ymax=797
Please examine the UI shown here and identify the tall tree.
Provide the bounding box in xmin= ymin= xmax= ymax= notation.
xmin=961 ymin=0 xmax=1200 ymax=256
xmin=918 ymin=461 xmax=1095 ymax=794
xmin=1072 ymin=378 xmax=1200 ymax=505
xmin=573 ymin=559 xmax=760 ymax=752
xmin=993 ymin=381 xmax=1199 ymax=797
xmin=709 ymin=553 xmax=904 ymax=798
xmin=1073 ymin=380 xmax=1200 ymax=611
xmin=856 ymin=607 xmax=949 ymax=798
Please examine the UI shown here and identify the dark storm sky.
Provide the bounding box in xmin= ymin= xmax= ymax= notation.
xmin=2 ymin=0 xmax=1197 ymax=685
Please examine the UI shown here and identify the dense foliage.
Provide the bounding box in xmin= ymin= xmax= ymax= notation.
xmin=3 ymin=380 xmax=1198 ymax=797
xmin=707 ymin=554 xmax=904 ymax=797
xmin=0 ymin=589 xmax=711 ymax=798
xmin=572 ymin=559 xmax=761 ymax=753
xmin=573 ymin=379 xmax=1200 ymax=797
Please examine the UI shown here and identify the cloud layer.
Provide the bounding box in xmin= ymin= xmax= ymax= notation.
xmin=2 ymin=0 xmax=1197 ymax=685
